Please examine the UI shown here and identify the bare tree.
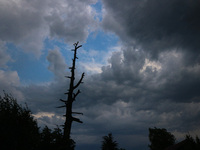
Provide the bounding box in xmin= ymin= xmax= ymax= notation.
xmin=58 ymin=42 xmax=84 ymax=148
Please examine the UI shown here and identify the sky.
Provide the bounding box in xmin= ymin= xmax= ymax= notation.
xmin=0 ymin=0 xmax=200 ymax=149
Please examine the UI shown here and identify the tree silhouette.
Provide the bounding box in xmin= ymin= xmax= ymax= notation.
xmin=101 ymin=133 xmax=119 ymax=150
xmin=57 ymin=41 xmax=84 ymax=149
xmin=0 ymin=92 xmax=40 ymax=150
xmin=39 ymin=125 xmax=75 ymax=150
xmin=52 ymin=126 xmax=64 ymax=147
xmin=164 ymin=134 xmax=200 ymax=150
xmin=39 ymin=126 xmax=54 ymax=150
xmin=148 ymin=127 xmax=175 ymax=150
xmin=0 ymin=91 xmax=76 ymax=150
xmin=182 ymin=134 xmax=200 ymax=150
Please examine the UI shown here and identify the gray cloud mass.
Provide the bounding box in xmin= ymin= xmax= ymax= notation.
xmin=0 ymin=0 xmax=98 ymax=57
xmin=0 ymin=0 xmax=200 ymax=150
xmin=102 ymin=0 xmax=200 ymax=61
xmin=47 ymin=49 xmax=67 ymax=81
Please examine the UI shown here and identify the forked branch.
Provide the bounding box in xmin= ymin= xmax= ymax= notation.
xmin=73 ymin=73 xmax=85 ymax=89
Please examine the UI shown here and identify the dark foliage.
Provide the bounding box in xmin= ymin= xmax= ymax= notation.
xmin=0 ymin=92 xmax=75 ymax=150
xmin=101 ymin=133 xmax=125 ymax=150
xmin=101 ymin=133 xmax=119 ymax=150
xmin=0 ymin=92 xmax=40 ymax=150
xmin=148 ymin=127 xmax=176 ymax=150
xmin=39 ymin=126 xmax=54 ymax=149
xmin=39 ymin=125 xmax=75 ymax=150
xmin=182 ymin=135 xmax=200 ymax=150
xmin=164 ymin=134 xmax=200 ymax=150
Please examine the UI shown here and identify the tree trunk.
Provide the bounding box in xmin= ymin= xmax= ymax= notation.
xmin=57 ymin=42 xmax=84 ymax=148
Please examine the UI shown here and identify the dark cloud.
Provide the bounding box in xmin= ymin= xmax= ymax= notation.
xmin=102 ymin=0 xmax=200 ymax=60
xmin=1 ymin=0 xmax=200 ymax=149
xmin=101 ymin=0 xmax=200 ymax=107
xmin=19 ymin=81 xmax=69 ymax=129
xmin=74 ymin=44 xmax=200 ymax=148
xmin=8 ymin=45 xmax=200 ymax=149
xmin=84 ymin=47 xmax=200 ymax=105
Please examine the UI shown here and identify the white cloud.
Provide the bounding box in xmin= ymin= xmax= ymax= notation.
xmin=0 ymin=0 xmax=99 ymax=57
xmin=33 ymin=111 xmax=65 ymax=128
xmin=140 ymin=58 xmax=162 ymax=73
xmin=0 ymin=70 xmax=24 ymax=100
xmin=80 ymin=62 xmax=102 ymax=74
xmin=78 ymin=44 xmax=122 ymax=74
xmin=0 ymin=0 xmax=48 ymax=57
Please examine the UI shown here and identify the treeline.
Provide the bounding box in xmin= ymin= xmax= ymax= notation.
xmin=0 ymin=92 xmax=75 ymax=150
xmin=1 ymin=92 xmax=200 ymax=150
xmin=101 ymin=129 xmax=200 ymax=150
xmin=148 ymin=127 xmax=200 ymax=150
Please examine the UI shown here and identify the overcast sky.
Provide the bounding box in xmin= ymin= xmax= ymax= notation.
xmin=1 ymin=0 xmax=200 ymax=149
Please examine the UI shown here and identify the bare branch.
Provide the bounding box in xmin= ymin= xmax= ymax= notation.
xmin=56 ymin=105 xmax=66 ymax=108
xmin=76 ymin=45 xmax=82 ymax=49
xmin=73 ymin=41 xmax=82 ymax=50
xmin=72 ymin=117 xmax=83 ymax=123
xmin=73 ymin=41 xmax=79 ymax=47
xmin=73 ymin=90 xmax=81 ymax=101
xmin=60 ymin=99 xmax=67 ymax=103
xmin=65 ymin=76 xmax=72 ymax=79
xmin=72 ymin=112 xmax=83 ymax=115
xmin=73 ymin=73 xmax=85 ymax=89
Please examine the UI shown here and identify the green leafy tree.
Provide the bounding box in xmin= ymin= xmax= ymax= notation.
xmin=0 ymin=92 xmax=40 ymax=150
xmin=148 ymin=127 xmax=175 ymax=150
xmin=101 ymin=133 xmax=119 ymax=150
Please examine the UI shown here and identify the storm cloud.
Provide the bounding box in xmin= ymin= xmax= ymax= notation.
xmin=0 ymin=0 xmax=200 ymax=150
xmin=102 ymin=0 xmax=200 ymax=61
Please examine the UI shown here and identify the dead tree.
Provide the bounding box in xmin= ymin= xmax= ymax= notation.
xmin=58 ymin=42 xmax=84 ymax=146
